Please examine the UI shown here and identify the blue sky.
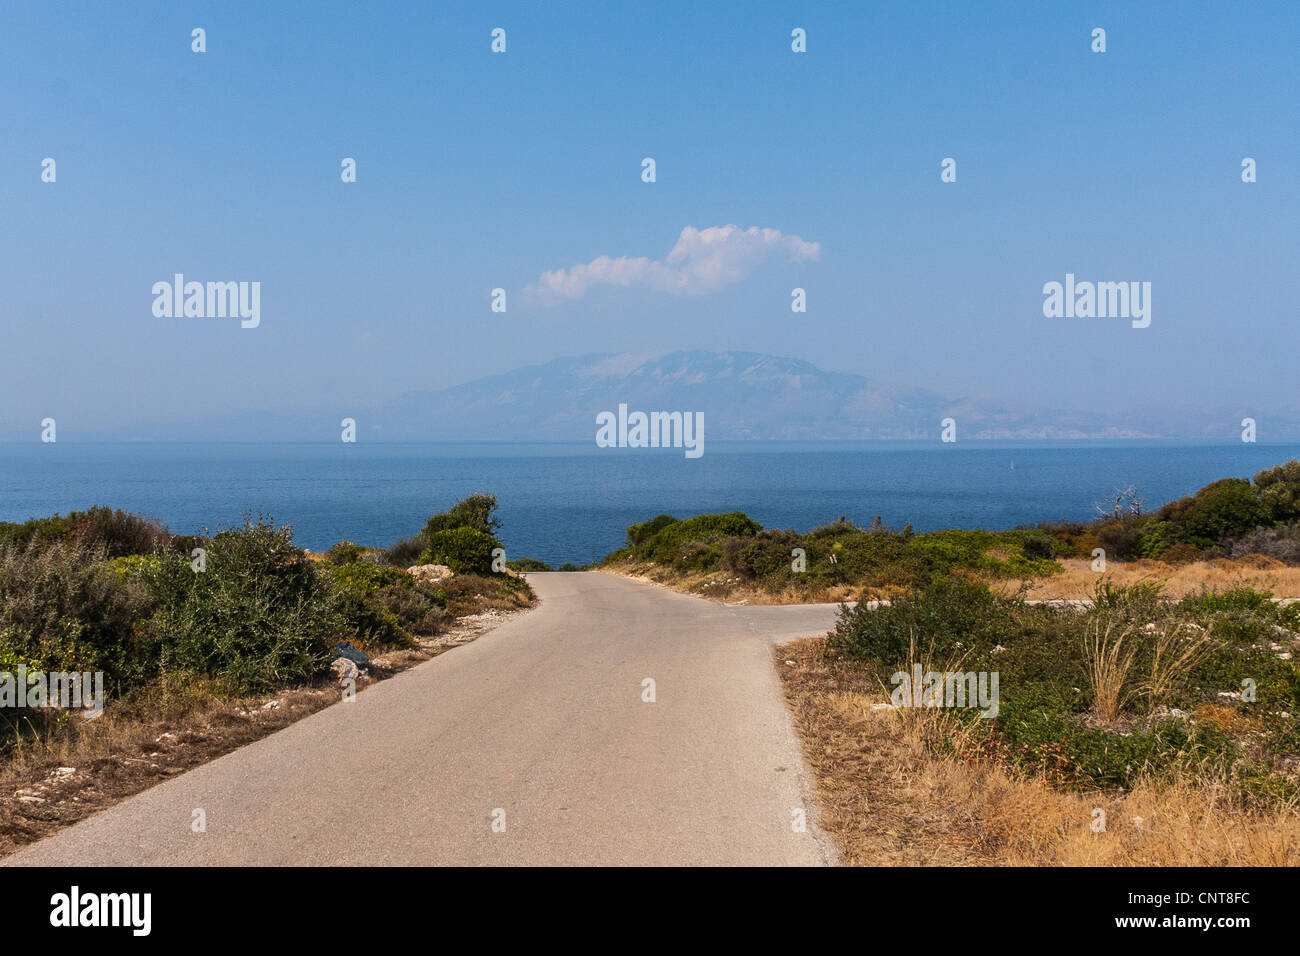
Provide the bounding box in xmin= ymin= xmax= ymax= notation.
xmin=1 ymin=0 xmax=1297 ymax=435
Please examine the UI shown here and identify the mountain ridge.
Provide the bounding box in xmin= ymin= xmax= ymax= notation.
xmin=21 ymin=350 xmax=1300 ymax=442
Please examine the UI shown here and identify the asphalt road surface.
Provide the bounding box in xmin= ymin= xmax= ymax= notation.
xmin=7 ymin=573 xmax=843 ymax=866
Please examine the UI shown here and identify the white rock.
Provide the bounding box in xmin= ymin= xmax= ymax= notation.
xmin=408 ymin=564 xmax=454 ymax=584
xmin=331 ymin=658 xmax=360 ymax=683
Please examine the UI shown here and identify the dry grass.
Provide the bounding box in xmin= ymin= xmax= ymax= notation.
xmin=778 ymin=636 xmax=1300 ymax=866
xmin=1018 ymin=556 xmax=1300 ymax=601
xmin=1142 ymin=622 xmax=1215 ymax=713
xmin=1082 ymin=622 xmax=1139 ymax=723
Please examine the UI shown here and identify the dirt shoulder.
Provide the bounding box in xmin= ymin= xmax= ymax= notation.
xmin=1017 ymin=555 xmax=1300 ymax=601
xmin=0 ymin=605 xmax=532 ymax=859
xmin=603 ymin=556 xmax=1300 ymax=605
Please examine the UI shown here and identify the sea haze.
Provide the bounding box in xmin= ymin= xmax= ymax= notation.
xmin=2 ymin=441 xmax=1296 ymax=566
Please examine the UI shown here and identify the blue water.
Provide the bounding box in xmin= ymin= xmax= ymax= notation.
xmin=1 ymin=442 xmax=1296 ymax=566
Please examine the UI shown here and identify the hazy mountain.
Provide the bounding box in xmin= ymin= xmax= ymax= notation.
xmin=368 ymin=351 xmax=1120 ymax=441
xmin=37 ymin=351 xmax=1300 ymax=442
xmin=372 ymin=350 xmax=1300 ymax=441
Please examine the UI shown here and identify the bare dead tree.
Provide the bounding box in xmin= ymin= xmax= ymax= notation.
xmin=1095 ymin=485 xmax=1144 ymax=520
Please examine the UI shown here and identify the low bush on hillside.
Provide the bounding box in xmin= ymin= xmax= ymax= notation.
xmin=0 ymin=497 xmax=535 ymax=794
xmin=422 ymin=493 xmax=501 ymax=539
xmin=0 ymin=493 xmax=531 ymax=711
xmin=324 ymin=562 xmax=443 ymax=643
xmin=0 ymin=506 xmax=178 ymax=558
xmin=1228 ymin=523 xmax=1300 ymax=563
xmin=437 ymin=572 xmax=534 ymax=617
xmin=603 ymin=511 xmax=1059 ymax=596
xmin=1022 ymin=459 xmax=1300 ymax=564
xmin=323 ymin=540 xmax=369 ymax=565
xmin=420 ymin=527 xmax=502 ymax=575
xmin=508 ymin=557 xmax=552 ymax=572
xmin=146 ymin=517 xmax=336 ymax=694
xmin=0 ymin=540 xmax=156 ymax=693
xmin=317 ymin=493 xmax=528 ymax=637
xmin=380 ymin=534 xmax=425 ymax=568
xmin=374 ymin=493 xmax=506 ymax=570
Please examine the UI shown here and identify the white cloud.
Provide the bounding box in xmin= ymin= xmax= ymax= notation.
xmin=525 ymin=225 xmax=820 ymax=303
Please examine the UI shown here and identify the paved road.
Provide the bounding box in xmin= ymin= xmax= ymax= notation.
xmin=7 ymin=573 xmax=843 ymax=866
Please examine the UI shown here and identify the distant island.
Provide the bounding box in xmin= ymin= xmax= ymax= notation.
xmin=28 ymin=351 xmax=1300 ymax=443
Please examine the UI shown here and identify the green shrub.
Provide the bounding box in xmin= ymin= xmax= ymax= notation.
xmin=725 ymin=530 xmax=800 ymax=579
xmin=0 ymin=632 xmax=44 ymax=674
xmin=380 ymin=534 xmax=426 ymax=568
xmin=325 ymin=562 xmax=425 ymax=648
xmin=420 ymin=527 xmax=502 ymax=575
xmin=0 ymin=540 xmax=156 ymax=688
xmin=323 ymin=540 xmax=368 ymax=565
xmin=1177 ymin=587 xmax=1274 ymax=617
xmin=146 ymin=516 xmax=334 ymax=693
xmin=827 ymin=576 xmax=1300 ymax=802
xmin=829 ymin=577 xmax=1008 ymax=667
xmin=331 ymin=590 xmax=413 ymax=651
xmin=1254 ymin=459 xmax=1300 ymax=523
xmin=1158 ymin=478 xmax=1268 ymax=549
xmin=640 ymin=512 xmax=762 ymax=563
xmin=1097 ymin=520 xmax=1142 ymax=562
xmin=1137 ymin=521 xmax=1173 ymax=559
xmin=105 ymin=553 xmax=163 ymax=581
xmin=993 ymin=698 xmax=1240 ymax=791
xmin=1090 ymin=580 xmax=1166 ymax=616
xmin=1020 ymin=531 xmax=1055 ymax=561
xmin=606 ymin=514 xmax=1058 ymax=591
xmin=0 ymin=506 xmax=172 ymax=558
xmin=626 ymin=515 xmax=678 ymax=548
xmin=327 ymin=562 xmax=416 ymax=592
xmin=508 ymin=557 xmax=552 ymax=572
xmin=423 ymin=493 xmax=501 ymax=539
xmin=370 ymin=585 xmax=446 ymax=637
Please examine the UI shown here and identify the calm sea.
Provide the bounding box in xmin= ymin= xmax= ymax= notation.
xmin=1 ymin=442 xmax=1296 ymax=566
